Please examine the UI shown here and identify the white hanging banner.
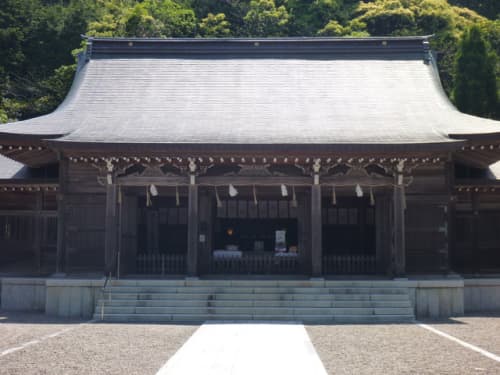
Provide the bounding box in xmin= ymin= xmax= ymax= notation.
xmin=355 ymin=184 xmax=364 ymax=197
xmin=370 ymin=187 xmax=375 ymax=206
xmin=281 ymin=184 xmax=288 ymax=197
xmin=175 ymin=185 xmax=180 ymax=206
xmin=229 ymin=184 xmax=238 ymax=197
xmin=332 ymin=185 xmax=337 ymax=205
xmin=253 ymin=185 xmax=258 ymax=205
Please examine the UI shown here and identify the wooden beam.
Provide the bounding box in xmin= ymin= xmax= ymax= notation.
xmin=198 ymin=176 xmax=312 ymax=186
xmin=0 ymin=210 xmax=57 ymax=217
xmin=311 ymin=183 xmax=322 ymax=277
xmin=187 ymin=180 xmax=199 ymax=276
xmin=118 ymin=176 xmax=188 ymax=186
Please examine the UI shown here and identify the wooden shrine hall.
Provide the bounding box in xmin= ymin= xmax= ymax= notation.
xmin=1 ymin=36 xmax=500 ymax=279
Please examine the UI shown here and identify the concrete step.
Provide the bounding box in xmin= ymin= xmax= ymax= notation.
xmin=104 ymin=286 xmax=409 ymax=295
xmin=93 ymin=313 xmax=415 ymax=323
xmin=95 ymin=282 xmax=415 ymax=324
xmin=98 ymin=306 xmax=414 ymax=316
xmin=102 ymin=292 xmax=410 ymax=302
xmin=109 ymin=280 xmax=411 ymax=288
xmin=97 ymin=299 xmax=412 ymax=309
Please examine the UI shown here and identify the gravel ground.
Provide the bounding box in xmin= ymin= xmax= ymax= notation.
xmin=306 ymin=323 xmax=500 ymax=375
xmin=0 ymin=311 xmax=85 ymax=352
xmin=425 ymin=314 xmax=500 ymax=356
xmin=0 ymin=313 xmax=198 ymax=375
xmin=2 ymin=311 xmax=500 ymax=375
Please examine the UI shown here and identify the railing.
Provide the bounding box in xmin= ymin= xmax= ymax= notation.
xmin=136 ymin=253 xmax=186 ymax=275
xmin=209 ymin=253 xmax=299 ymax=274
xmin=323 ymin=254 xmax=376 ymax=274
xmin=100 ymin=272 xmax=112 ymax=321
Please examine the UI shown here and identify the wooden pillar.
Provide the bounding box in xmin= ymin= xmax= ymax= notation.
xmin=104 ymin=175 xmax=118 ymax=276
xmin=55 ymin=156 xmax=68 ymax=274
xmin=187 ymin=175 xmax=198 ymax=277
xmin=33 ymin=191 xmax=43 ymax=273
xmin=298 ymin=192 xmax=311 ymax=274
xmin=375 ymin=193 xmax=391 ymax=275
xmin=392 ymin=169 xmax=406 ymax=277
xmin=444 ymin=159 xmax=455 ymax=273
xmin=198 ymin=190 xmax=212 ymax=275
xmin=311 ymin=181 xmax=322 ymax=277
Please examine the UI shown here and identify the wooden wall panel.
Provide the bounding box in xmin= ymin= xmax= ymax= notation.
xmin=0 ymin=192 xmax=37 ymax=210
xmin=406 ymin=165 xmax=447 ymax=195
xmin=405 ymin=201 xmax=448 ymax=273
xmin=67 ymin=163 xmax=105 ymax=194
xmin=65 ymin=193 xmax=106 ymax=272
xmin=453 ymin=201 xmax=500 ymax=273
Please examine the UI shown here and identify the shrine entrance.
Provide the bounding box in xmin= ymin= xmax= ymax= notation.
xmin=322 ymin=197 xmax=377 ymax=274
xmin=199 ymin=186 xmax=307 ymax=275
xmin=135 ymin=191 xmax=189 ymax=275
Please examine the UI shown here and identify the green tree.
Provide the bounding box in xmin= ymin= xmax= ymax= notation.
xmin=453 ymin=26 xmax=498 ymax=118
xmin=449 ymin=0 xmax=500 ymax=20
xmin=243 ymin=0 xmax=289 ymax=37
xmin=124 ymin=3 xmax=165 ymax=37
xmin=145 ymin=0 xmax=197 ymax=37
xmin=0 ymin=0 xmax=96 ymax=122
xmin=198 ymin=13 xmax=231 ymax=37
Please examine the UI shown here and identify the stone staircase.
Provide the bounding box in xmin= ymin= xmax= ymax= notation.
xmin=94 ymin=279 xmax=415 ymax=323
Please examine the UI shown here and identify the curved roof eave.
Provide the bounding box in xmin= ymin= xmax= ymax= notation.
xmin=0 ymin=56 xmax=89 ymax=140
xmin=46 ymin=139 xmax=464 ymax=154
xmin=426 ymin=52 xmax=500 ymax=141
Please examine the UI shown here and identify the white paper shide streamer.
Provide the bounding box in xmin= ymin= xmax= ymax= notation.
xmin=150 ymin=184 xmax=158 ymax=197
xmin=355 ymin=184 xmax=363 ymax=198
xmin=281 ymin=184 xmax=288 ymax=197
xmin=229 ymin=184 xmax=238 ymax=197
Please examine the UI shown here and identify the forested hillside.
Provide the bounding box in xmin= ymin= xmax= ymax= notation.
xmin=0 ymin=0 xmax=498 ymax=123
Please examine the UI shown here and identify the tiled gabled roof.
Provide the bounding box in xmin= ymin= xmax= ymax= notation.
xmin=0 ymin=37 xmax=499 ymax=152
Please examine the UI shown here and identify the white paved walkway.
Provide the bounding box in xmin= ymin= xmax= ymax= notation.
xmin=156 ymin=322 xmax=328 ymax=375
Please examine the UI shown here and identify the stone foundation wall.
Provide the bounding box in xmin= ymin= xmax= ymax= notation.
xmin=1 ymin=277 xmax=498 ymax=319
xmin=464 ymin=279 xmax=500 ymax=313
xmin=0 ymin=278 xmax=46 ymax=311
xmin=0 ymin=277 xmax=103 ymax=319
xmin=45 ymin=279 xmax=103 ymax=319
xmin=407 ymin=279 xmax=465 ymax=319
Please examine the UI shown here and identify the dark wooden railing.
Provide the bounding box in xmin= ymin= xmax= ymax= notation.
xmin=323 ymin=254 xmax=376 ymax=274
xmin=209 ymin=253 xmax=299 ymax=275
xmin=136 ymin=253 xmax=186 ymax=275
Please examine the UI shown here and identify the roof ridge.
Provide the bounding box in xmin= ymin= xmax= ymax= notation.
xmin=84 ymin=35 xmax=433 ymax=42
xmin=86 ymin=36 xmax=431 ymax=58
